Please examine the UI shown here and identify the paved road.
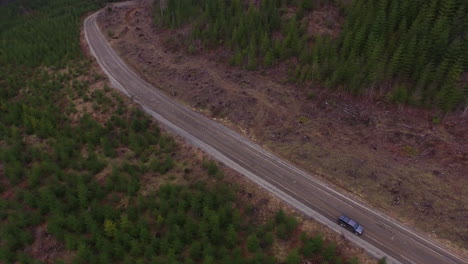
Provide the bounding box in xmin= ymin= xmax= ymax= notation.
xmin=84 ymin=8 xmax=466 ymax=264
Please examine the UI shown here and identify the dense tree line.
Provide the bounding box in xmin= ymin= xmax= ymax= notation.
xmin=0 ymin=0 xmax=368 ymax=263
xmin=156 ymin=0 xmax=467 ymax=111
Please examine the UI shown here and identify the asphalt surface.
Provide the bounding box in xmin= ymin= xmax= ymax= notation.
xmin=84 ymin=7 xmax=467 ymax=264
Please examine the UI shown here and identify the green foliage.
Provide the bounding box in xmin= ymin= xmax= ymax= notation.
xmin=0 ymin=0 xmax=354 ymax=263
xmin=284 ymin=214 xmax=299 ymax=233
xmin=264 ymin=49 xmax=275 ymax=67
xmin=202 ymin=160 xmax=223 ymax=178
xmin=275 ymin=209 xmax=286 ymax=223
xmin=151 ymin=155 xmax=175 ymax=174
xmin=301 ymin=234 xmax=324 ymax=257
xmin=274 ymin=209 xmax=299 ymax=240
xmin=0 ymin=0 xmax=100 ymax=69
xmin=431 ymin=116 xmax=441 ymax=124
xmin=158 ymin=0 xmax=288 ymax=70
xmin=378 ymin=257 xmax=387 ymax=264
xmin=348 ymin=257 xmax=361 ymax=264
xmin=390 ymin=85 xmax=409 ymax=103
xmin=323 ymin=243 xmax=337 ymax=261
xmin=157 ymin=0 xmax=467 ymax=110
xmin=247 ymin=234 xmax=260 ymax=252
xmin=103 ymin=219 xmax=117 ymax=237
xmin=225 ymin=224 xmax=238 ymax=248
xmin=231 ymin=50 xmax=244 ymax=66
xmin=286 ymin=249 xmax=301 ymax=264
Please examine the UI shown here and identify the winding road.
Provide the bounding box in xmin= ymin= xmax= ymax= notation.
xmin=84 ymin=5 xmax=467 ymax=264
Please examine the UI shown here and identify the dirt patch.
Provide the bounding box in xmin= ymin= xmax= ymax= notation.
xmin=96 ymin=0 xmax=468 ymax=252
xmin=306 ymin=3 xmax=343 ymax=38
xmin=24 ymin=224 xmax=74 ymax=263
xmin=0 ymin=179 xmax=14 ymax=200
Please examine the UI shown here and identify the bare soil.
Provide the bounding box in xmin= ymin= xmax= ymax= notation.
xmin=96 ymin=0 xmax=468 ymax=252
xmin=306 ymin=3 xmax=343 ymax=38
xmin=24 ymin=224 xmax=75 ymax=264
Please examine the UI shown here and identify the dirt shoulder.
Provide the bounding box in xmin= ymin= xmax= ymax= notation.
xmin=77 ymin=16 xmax=377 ymax=264
xmin=96 ymin=1 xmax=468 ymax=251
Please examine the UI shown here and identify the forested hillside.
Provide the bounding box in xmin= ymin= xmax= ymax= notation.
xmin=156 ymin=0 xmax=467 ymax=111
xmin=0 ymin=0 xmax=369 ymax=263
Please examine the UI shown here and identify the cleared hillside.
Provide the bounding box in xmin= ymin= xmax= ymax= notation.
xmin=156 ymin=0 xmax=467 ymax=111
xmin=95 ymin=0 xmax=467 ymax=250
xmin=0 ymin=0 xmax=375 ymax=263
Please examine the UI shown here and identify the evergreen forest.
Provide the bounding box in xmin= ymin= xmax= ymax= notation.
xmin=0 ymin=0 xmax=369 ymax=263
xmin=156 ymin=0 xmax=467 ymax=111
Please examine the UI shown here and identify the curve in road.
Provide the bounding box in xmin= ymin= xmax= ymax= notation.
xmin=84 ymin=6 xmax=466 ymax=264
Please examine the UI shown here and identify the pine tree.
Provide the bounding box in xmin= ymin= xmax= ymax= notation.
xmin=415 ymin=63 xmax=434 ymax=98
xmin=104 ymin=219 xmax=117 ymax=238
xmin=285 ymin=15 xmax=300 ymax=56
xmin=260 ymin=32 xmax=270 ymax=56
xmin=430 ymin=16 xmax=450 ymax=61
xmin=247 ymin=37 xmax=258 ymax=70
xmin=247 ymin=234 xmax=259 ymax=252
xmin=387 ymin=46 xmax=403 ymax=77
xmin=225 ymin=225 xmax=238 ymax=248
xmin=286 ymin=249 xmax=301 ymax=264
xmin=299 ymin=64 xmax=310 ymax=83
xmin=275 ymin=209 xmax=286 ymax=223
xmin=322 ymin=243 xmax=337 ymax=262
xmin=77 ymin=183 xmax=88 ymax=209
xmin=390 ymin=84 xmax=409 ymax=103
xmin=300 ymin=0 xmax=313 ymax=11
xmin=440 ymin=0 xmax=456 ymax=20
xmin=263 ymin=49 xmax=274 ymax=68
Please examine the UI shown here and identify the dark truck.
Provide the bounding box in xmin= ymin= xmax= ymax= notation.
xmin=338 ymin=215 xmax=364 ymax=235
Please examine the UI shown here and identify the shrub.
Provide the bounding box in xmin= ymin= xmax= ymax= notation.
xmin=323 ymin=243 xmax=337 ymax=261
xmin=247 ymin=234 xmax=259 ymax=252
xmin=286 ymin=249 xmax=301 ymax=264
xmin=275 ymin=209 xmax=286 ymax=224
xmin=104 ymin=219 xmax=117 ymax=238
xmin=378 ymin=257 xmax=387 ymax=264
xmin=202 ymin=160 xmax=222 ymax=179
